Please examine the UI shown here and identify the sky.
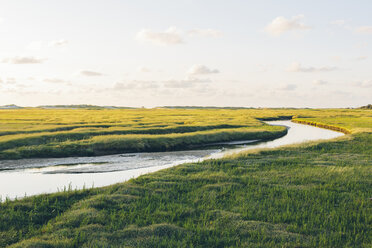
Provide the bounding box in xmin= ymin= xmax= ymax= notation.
xmin=0 ymin=0 xmax=371 ymax=108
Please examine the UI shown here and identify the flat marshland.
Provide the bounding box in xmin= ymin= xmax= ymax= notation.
xmin=0 ymin=108 xmax=288 ymax=159
xmin=0 ymin=108 xmax=371 ymax=247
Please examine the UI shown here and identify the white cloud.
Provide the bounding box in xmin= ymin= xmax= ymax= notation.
xmin=313 ymin=80 xmax=328 ymax=85
xmin=356 ymin=26 xmax=372 ymax=34
xmin=353 ymin=80 xmax=372 ymax=88
xmin=287 ymin=62 xmax=338 ymax=72
xmin=2 ymin=56 xmax=46 ymax=64
xmin=330 ymin=56 xmax=342 ymax=62
xmin=80 ymin=70 xmax=104 ymax=76
xmin=6 ymin=78 xmax=17 ymax=84
xmin=49 ymin=39 xmax=69 ymax=47
xmin=257 ymin=64 xmax=273 ymax=72
xmin=188 ymin=28 xmax=222 ymax=37
xmin=137 ymin=66 xmax=151 ymax=73
xmin=113 ymin=82 xmax=137 ymax=90
xmin=355 ymin=56 xmax=367 ymax=61
xmin=43 ymin=78 xmax=71 ymax=85
xmin=278 ymin=84 xmax=297 ymax=91
xmin=330 ymin=19 xmax=352 ymax=29
xmin=136 ymin=27 xmax=183 ymax=45
xmin=188 ymin=65 xmax=219 ymax=75
xmin=264 ymin=15 xmax=311 ymax=35
xmin=109 ymin=77 xmax=211 ymax=91
xmin=135 ymin=27 xmax=222 ymax=46
xmin=132 ymin=80 xmax=159 ymax=89
xmin=355 ymin=42 xmax=368 ymax=49
xmin=112 ymin=80 xmax=159 ymax=91
xmin=163 ymin=77 xmax=211 ymax=88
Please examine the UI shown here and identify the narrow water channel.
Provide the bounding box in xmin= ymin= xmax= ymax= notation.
xmin=0 ymin=120 xmax=344 ymax=200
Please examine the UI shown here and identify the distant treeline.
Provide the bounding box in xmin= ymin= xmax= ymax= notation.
xmin=360 ymin=104 xmax=372 ymax=109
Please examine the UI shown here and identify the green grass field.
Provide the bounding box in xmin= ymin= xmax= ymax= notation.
xmin=0 ymin=108 xmax=290 ymax=160
xmin=0 ymin=108 xmax=371 ymax=247
xmin=0 ymin=108 xmax=371 ymax=160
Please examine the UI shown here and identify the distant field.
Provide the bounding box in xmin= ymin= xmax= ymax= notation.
xmin=0 ymin=108 xmax=286 ymax=160
xmin=0 ymin=108 xmax=371 ymax=160
xmin=0 ymin=108 xmax=371 ymax=247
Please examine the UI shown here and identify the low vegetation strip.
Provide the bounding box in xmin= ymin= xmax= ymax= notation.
xmin=0 ymin=127 xmax=287 ymax=159
xmin=292 ymin=118 xmax=351 ymax=134
xmin=0 ymin=124 xmax=248 ymax=151
xmin=0 ymin=121 xmax=370 ymax=247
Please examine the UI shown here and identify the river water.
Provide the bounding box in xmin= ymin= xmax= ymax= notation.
xmin=0 ymin=121 xmax=344 ymax=200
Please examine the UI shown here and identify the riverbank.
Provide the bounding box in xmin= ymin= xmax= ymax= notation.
xmin=0 ymin=120 xmax=343 ymax=200
xmin=0 ymin=126 xmax=287 ymax=160
xmin=292 ymin=118 xmax=351 ymax=134
xmin=0 ymin=111 xmax=371 ymax=247
xmin=0 ymin=108 xmax=292 ymax=160
xmin=1 ymin=108 xmax=370 ymax=161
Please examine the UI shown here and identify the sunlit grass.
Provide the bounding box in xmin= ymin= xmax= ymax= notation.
xmin=0 ymin=108 xmax=371 ymax=247
xmin=0 ymin=108 xmax=371 ymax=159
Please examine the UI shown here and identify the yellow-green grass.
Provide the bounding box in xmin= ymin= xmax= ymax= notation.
xmin=0 ymin=108 xmax=371 ymax=160
xmin=0 ymin=109 xmax=371 ymax=247
xmin=0 ymin=108 xmax=283 ymax=159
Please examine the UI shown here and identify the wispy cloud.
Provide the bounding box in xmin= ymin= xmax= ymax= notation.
xmin=264 ymin=15 xmax=311 ymax=35
xmin=49 ymin=39 xmax=69 ymax=47
xmin=80 ymin=70 xmax=105 ymax=76
xmin=313 ymin=80 xmax=328 ymax=85
xmin=113 ymin=80 xmax=159 ymax=90
xmin=43 ymin=78 xmax=71 ymax=85
xmin=353 ymin=80 xmax=372 ymax=88
xmin=188 ymin=65 xmax=219 ymax=75
xmin=137 ymin=66 xmax=151 ymax=73
xmin=355 ymin=26 xmax=372 ymax=34
xmin=136 ymin=27 xmax=222 ymax=45
xmin=257 ymin=64 xmax=273 ymax=72
xmin=278 ymin=84 xmax=297 ymax=91
xmin=5 ymin=77 xmax=17 ymax=84
xmin=188 ymin=28 xmax=222 ymax=37
xmin=108 ymin=77 xmax=211 ymax=91
xmin=355 ymin=56 xmax=368 ymax=61
xmin=163 ymin=77 xmax=211 ymax=88
xmin=136 ymin=27 xmax=183 ymax=45
xmin=0 ymin=77 xmax=17 ymax=85
xmin=287 ymin=62 xmax=338 ymax=72
xmin=330 ymin=19 xmax=352 ymax=30
xmin=2 ymin=56 xmax=46 ymax=64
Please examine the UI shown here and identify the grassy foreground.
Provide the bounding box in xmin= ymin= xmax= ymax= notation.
xmin=0 ymin=108 xmax=371 ymax=247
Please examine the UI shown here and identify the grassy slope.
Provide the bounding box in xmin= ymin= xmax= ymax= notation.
xmin=0 ymin=109 xmax=371 ymax=247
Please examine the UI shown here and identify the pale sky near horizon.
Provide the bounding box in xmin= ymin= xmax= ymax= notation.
xmin=0 ymin=0 xmax=371 ymax=108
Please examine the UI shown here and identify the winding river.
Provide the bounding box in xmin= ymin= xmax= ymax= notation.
xmin=0 ymin=120 xmax=344 ymax=200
